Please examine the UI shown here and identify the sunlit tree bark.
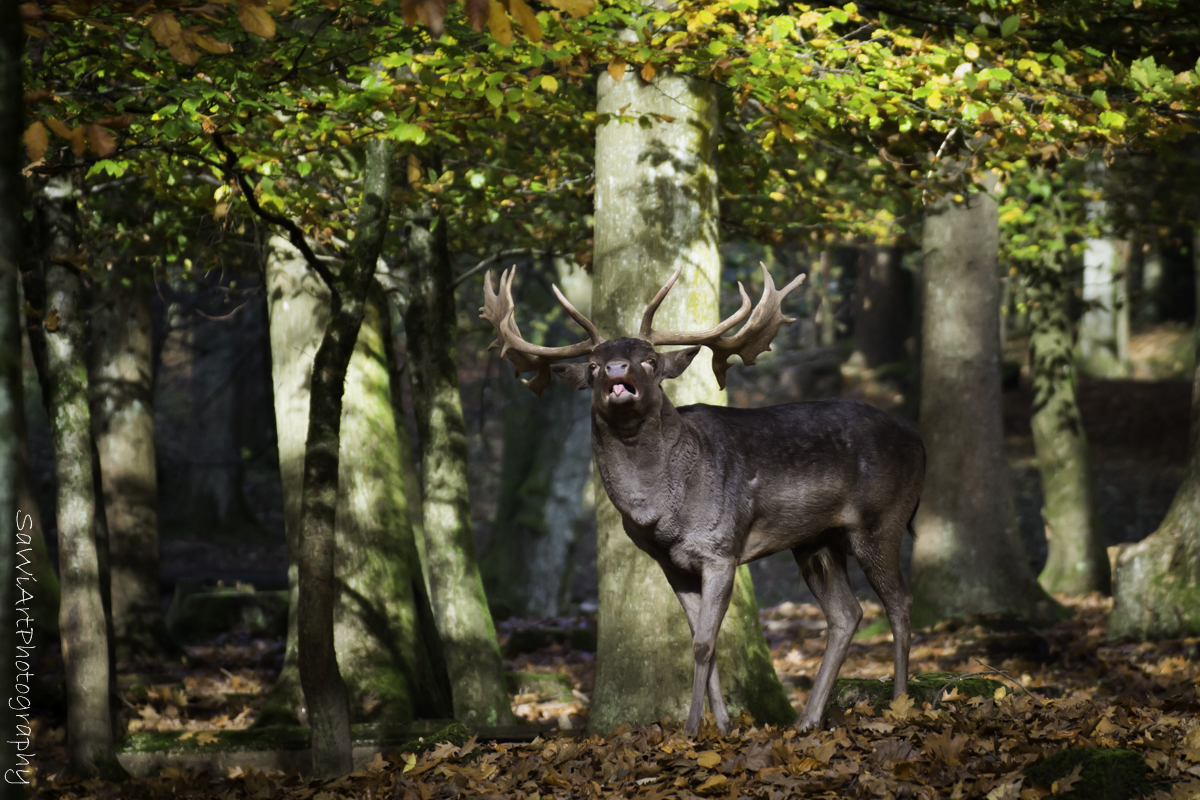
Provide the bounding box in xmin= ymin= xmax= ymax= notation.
xmin=588 ymin=70 xmax=793 ymax=734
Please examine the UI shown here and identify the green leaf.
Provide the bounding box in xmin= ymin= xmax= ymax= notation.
xmin=1000 ymin=14 xmax=1019 ymax=37
xmin=1090 ymin=89 xmax=1109 ymax=109
xmin=486 ymin=87 xmax=503 ymax=107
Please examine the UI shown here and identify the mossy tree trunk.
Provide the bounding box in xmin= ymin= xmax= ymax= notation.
xmin=1109 ymin=252 xmax=1200 ymax=639
xmin=481 ymin=263 xmax=593 ymax=619
xmin=1028 ymin=251 xmax=1110 ymax=595
xmin=90 ymin=269 xmax=177 ymax=660
xmin=482 ymin=377 xmax=591 ymax=618
xmin=262 ymin=232 xmax=452 ymax=726
xmin=24 ymin=175 xmax=115 ymax=774
xmin=1 ymin=13 xmax=25 ymax=788
xmin=297 ymin=138 xmax=395 ymax=777
xmin=405 ymin=196 xmax=512 ymax=727
xmin=911 ymin=181 xmax=1058 ymax=626
xmin=588 ymin=70 xmax=793 ymax=734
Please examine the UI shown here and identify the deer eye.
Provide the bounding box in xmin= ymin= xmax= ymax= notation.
xmin=642 ymin=358 xmax=656 ymax=370
xmin=589 ymin=363 xmax=600 ymax=374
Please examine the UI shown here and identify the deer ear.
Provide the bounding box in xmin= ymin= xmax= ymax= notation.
xmin=660 ymin=346 xmax=701 ymax=380
xmin=552 ymin=362 xmax=592 ymax=391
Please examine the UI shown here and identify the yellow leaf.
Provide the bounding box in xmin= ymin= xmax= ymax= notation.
xmin=779 ymin=122 xmax=794 ymax=140
xmin=196 ymin=731 xmax=220 ymax=746
xmin=540 ymin=74 xmax=558 ymax=92
xmin=607 ymin=57 xmax=626 ymax=82
xmin=886 ymin=693 xmax=916 ymax=720
xmin=192 ymin=32 xmax=233 ymax=53
xmin=407 ymin=154 xmax=422 ymax=186
xmin=993 ymin=686 xmax=1007 ymax=700
xmin=541 ymin=0 xmax=592 ymax=18
xmin=798 ymin=9 xmax=821 ymax=27
xmin=68 ymin=126 xmax=86 ymax=157
xmin=697 ymin=774 xmax=727 ymax=794
xmin=236 ymin=1 xmax=275 ymax=38
xmin=508 ymin=0 xmax=540 ymax=42
xmin=148 ymin=10 xmax=182 ymax=45
xmin=964 ymin=42 xmax=979 ymax=60
xmin=43 ymin=308 xmax=59 ymax=332
xmin=695 ymin=751 xmax=721 ymax=769
xmin=23 ymin=122 xmax=48 ymax=162
xmin=85 ymin=124 xmax=116 ymax=157
xmin=168 ymin=37 xmax=200 ymax=65
xmin=45 ymin=117 xmax=72 ymax=139
xmin=486 ymin=0 xmax=511 ymax=45
xmin=640 ymin=61 xmax=655 ymax=82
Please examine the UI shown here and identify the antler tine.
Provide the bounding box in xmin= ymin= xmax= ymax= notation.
xmin=641 ymin=263 xmax=805 ymax=389
xmin=479 ymin=267 xmax=603 ymax=396
xmin=640 ymin=267 xmax=753 ymax=345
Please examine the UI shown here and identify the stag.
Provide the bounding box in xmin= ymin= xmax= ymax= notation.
xmin=481 ymin=265 xmax=925 ymax=734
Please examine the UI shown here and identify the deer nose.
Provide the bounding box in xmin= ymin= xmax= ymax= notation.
xmin=606 ymin=361 xmax=628 ymax=378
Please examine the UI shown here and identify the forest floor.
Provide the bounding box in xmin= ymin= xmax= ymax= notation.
xmin=27 ymin=593 xmax=1200 ymax=799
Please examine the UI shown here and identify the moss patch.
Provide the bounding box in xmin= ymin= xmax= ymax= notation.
xmin=393 ymin=722 xmax=471 ymax=757
xmin=827 ymin=672 xmax=1005 ymax=713
xmin=1025 ymin=748 xmax=1150 ymax=800
xmin=118 ymin=726 xmax=312 ymax=755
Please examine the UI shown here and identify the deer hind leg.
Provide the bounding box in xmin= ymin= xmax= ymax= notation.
xmin=852 ymin=523 xmax=913 ymax=701
xmin=795 ymin=544 xmax=861 ymax=731
xmin=663 ymin=565 xmax=731 ymax=733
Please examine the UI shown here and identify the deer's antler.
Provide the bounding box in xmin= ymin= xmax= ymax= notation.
xmin=480 ymin=267 xmax=604 ymax=396
xmin=640 ymin=263 xmax=806 ymax=389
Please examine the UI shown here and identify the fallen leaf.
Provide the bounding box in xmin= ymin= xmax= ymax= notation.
xmin=1052 ymin=763 xmax=1084 ymax=794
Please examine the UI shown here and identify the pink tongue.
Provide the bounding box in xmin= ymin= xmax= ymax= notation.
xmin=612 ymin=383 xmax=627 ymax=397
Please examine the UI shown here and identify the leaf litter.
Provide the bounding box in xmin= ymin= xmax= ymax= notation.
xmin=29 ymin=594 xmax=1200 ymax=799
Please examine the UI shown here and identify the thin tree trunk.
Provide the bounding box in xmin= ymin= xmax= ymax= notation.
xmin=588 ymin=70 xmax=793 ymax=734
xmin=298 ymin=137 xmax=395 ymax=777
xmin=262 ymin=237 xmax=452 ymax=728
xmin=405 ymin=197 xmax=512 ymax=727
xmin=25 ymin=175 xmax=114 ymax=774
xmin=910 ymin=182 xmax=1058 ymax=625
xmin=1028 ymin=256 xmax=1110 ymax=595
xmin=90 ymin=271 xmax=176 ymax=659
xmin=0 ymin=11 xmax=25 ymax=788
xmin=853 ymin=245 xmax=913 ymax=367
xmin=482 ymin=377 xmax=591 ymax=618
xmin=1109 ymin=243 xmax=1200 ymax=639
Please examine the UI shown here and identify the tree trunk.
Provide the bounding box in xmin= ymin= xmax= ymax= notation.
xmin=25 ymin=175 xmax=114 ymax=774
xmin=853 ymin=245 xmax=913 ymax=368
xmin=482 ymin=377 xmax=591 ymax=618
xmin=482 ymin=260 xmax=594 ymax=618
xmin=189 ymin=301 xmax=251 ymax=534
xmin=298 ymin=137 xmax=394 ymax=777
xmin=1078 ymin=165 xmax=1130 ymax=378
xmin=588 ymin=70 xmax=793 ymax=734
xmin=90 ymin=271 xmax=176 ymax=659
xmin=1028 ymin=256 xmax=1110 ymax=595
xmin=1109 ymin=246 xmax=1200 ymax=639
xmin=1 ymin=13 xmax=26 ymax=787
xmin=262 ymin=235 xmax=452 ymax=728
xmin=405 ymin=198 xmax=512 ymax=727
xmin=910 ymin=184 xmax=1058 ymax=626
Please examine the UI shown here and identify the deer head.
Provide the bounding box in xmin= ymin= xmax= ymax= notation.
xmin=479 ymin=264 xmax=806 ymax=400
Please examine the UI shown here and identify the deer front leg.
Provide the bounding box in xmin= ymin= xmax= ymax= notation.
xmin=685 ymin=562 xmax=737 ymax=736
xmin=662 ymin=565 xmax=730 ymax=733
xmin=795 ymin=546 xmax=861 ymax=731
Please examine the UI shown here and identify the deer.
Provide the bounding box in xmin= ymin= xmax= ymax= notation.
xmin=480 ymin=264 xmax=925 ymax=735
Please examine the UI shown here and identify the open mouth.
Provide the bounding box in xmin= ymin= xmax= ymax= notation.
xmin=605 ymin=377 xmax=639 ymax=401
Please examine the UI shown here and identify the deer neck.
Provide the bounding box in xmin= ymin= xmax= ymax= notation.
xmin=591 ymin=397 xmax=690 ymax=526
